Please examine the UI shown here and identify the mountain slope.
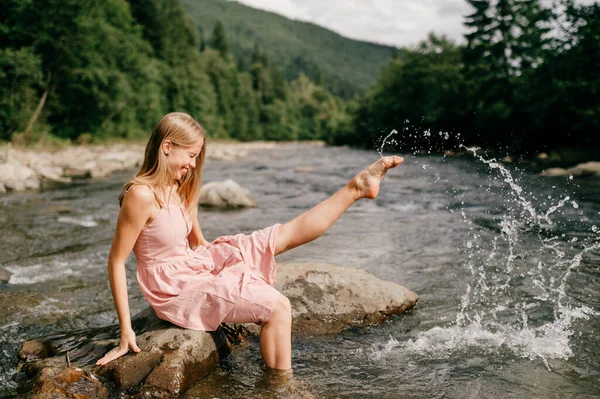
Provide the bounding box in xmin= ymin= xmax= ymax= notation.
xmin=178 ymin=0 xmax=397 ymax=98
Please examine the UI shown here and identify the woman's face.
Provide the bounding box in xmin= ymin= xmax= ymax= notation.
xmin=164 ymin=138 xmax=204 ymax=181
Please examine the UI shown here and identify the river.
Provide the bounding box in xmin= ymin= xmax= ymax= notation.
xmin=1 ymin=144 xmax=599 ymax=398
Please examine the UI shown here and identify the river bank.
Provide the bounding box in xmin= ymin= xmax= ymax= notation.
xmin=0 ymin=140 xmax=326 ymax=193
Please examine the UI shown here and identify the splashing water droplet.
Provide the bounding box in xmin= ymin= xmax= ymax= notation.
xmin=378 ymin=129 xmax=399 ymax=158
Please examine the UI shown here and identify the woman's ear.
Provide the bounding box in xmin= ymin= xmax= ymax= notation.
xmin=162 ymin=140 xmax=172 ymax=156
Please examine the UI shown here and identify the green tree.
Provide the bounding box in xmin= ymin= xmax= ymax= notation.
xmin=210 ymin=20 xmax=229 ymax=58
xmin=352 ymin=34 xmax=465 ymax=151
xmin=0 ymin=48 xmax=44 ymax=139
xmin=526 ymin=2 xmax=600 ymax=151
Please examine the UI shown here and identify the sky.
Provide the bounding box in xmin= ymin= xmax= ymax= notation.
xmin=233 ymin=0 xmax=596 ymax=48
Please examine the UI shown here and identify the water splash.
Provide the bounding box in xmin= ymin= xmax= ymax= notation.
xmin=377 ymin=129 xmax=398 ymax=158
xmin=449 ymin=146 xmax=599 ymax=368
xmin=383 ymin=144 xmax=600 ymax=369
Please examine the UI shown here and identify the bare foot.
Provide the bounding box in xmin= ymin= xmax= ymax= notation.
xmin=349 ymin=156 xmax=404 ymax=199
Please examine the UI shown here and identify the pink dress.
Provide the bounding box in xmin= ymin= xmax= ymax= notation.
xmin=133 ymin=203 xmax=281 ymax=331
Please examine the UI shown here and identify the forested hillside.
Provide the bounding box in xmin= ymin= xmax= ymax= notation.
xmin=178 ymin=0 xmax=397 ymax=98
xmin=1 ymin=0 xmax=353 ymax=144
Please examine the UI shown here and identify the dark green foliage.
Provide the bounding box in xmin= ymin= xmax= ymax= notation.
xmin=349 ymin=0 xmax=599 ymax=157
xmin=0 ymin=0 xmax=351 ymax=144
xmin=525 ymin=2 xmax=600 ymax=151
xmin=0 ymin=47 xmax=44 ymax=139
xmin=352 ymin=34 xmax=465 ymax=151
xmin=177 ymin=0 xmax=397 ymax=99
xmin=210 ymin=20 xmax=229 ymax=58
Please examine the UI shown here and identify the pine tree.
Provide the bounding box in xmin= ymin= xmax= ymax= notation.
xmin=210 ymin=20 xmax=228 ymax=58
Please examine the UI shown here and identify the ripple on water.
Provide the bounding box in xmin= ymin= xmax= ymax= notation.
xmin=5 ymin=261 xmax=78 ymax=285
xmin=57 ymin=215 xmax=98 ymax=227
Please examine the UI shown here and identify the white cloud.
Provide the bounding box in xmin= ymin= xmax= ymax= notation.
xmin=234 ymin=0 xmax=471 ymax=47
xmin=233 ymin=0 xmax=594 ymax=48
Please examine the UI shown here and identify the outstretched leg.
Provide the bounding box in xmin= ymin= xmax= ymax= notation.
xmin=275 ymin=156 xmax=403 ymax=255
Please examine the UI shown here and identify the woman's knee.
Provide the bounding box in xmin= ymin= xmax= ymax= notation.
xmin=269 ymin=294 xmax=292 ymax=325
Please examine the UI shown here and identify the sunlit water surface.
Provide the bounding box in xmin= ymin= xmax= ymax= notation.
xmin=0 ymin=145 xmax=599 ymax=398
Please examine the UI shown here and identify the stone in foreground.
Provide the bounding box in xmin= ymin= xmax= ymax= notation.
xmin=280 ymin=262 xmax=418 ymax=334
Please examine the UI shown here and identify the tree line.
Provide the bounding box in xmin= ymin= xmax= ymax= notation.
xmin=350 ymin=0 xmax=600 ymax=158
xmin=1 ymin=0 xmax=351 ymax=144
xmin=1 ymin=0 xmax=598 ymax=159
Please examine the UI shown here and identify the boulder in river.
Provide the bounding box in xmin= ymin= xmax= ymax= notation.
xmin=540 ymin=167 xmax=569 ymax=177
xmin=16 ymin=262 xmax=417 ymax=398
xmin=0 ymin=162 xmax=40 ymax=191
xmin=567 ymin=161 xmax=600 ymax=177
xmin=199 ymin=180 xmax=258 ymax=208
xmin=0 ymin=266 xmax=11 ymax=284
xmin=279 ymin=262 xmax=418 ymax=334
xmin=540 ymin=161 xmax=600 ymax=177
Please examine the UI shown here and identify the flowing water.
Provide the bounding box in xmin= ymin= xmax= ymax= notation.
xmin=0 ymin=144 xmax=599 ymax=398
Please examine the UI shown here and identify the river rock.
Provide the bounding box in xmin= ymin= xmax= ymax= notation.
xmin=24 ymin=366 xmax=109 ymax=399
xmin=567 ymin=161 xmax=600 ymax=177
xmin=209 ymin=147 xmax=248 ymax=161
xmin=98 ymin=307 xmax=232 ymax=397
xmin=0 ymin=182 xmax=5 ymax=193
xmin=0 ymin=162 xmax=40 ymax=191
xmin=0 ymin=266 xmax=11 ymax=283
xmin=32 ymin=165 xmax=66 ymax=182
xmin=540 ymin=167 xmax=568 ymax=177
xmin=277 ymin=262 xmax=418 ymax=334
xmin=17 ymin=307 xmax=234 ymax=399
xmin=199 ymin=180 xmax=258 ymax=208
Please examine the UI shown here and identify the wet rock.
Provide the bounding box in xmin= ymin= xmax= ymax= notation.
xmin=19 ymin=339 xmax=57 ymax=361
xmin=540 ymin=167 xmax=568 ymax=177
xmin=227 ymin=262 xmax=418 ymax=336
xmin=541 ymin=161 xmax=600 ymax=177
xmin=26 ymin=367 xmax=109 ymax=399
xmin=200 ymin=180 xmax=258 ymax=208
xmin=277 ymin=262 xmax=418 ymax=334
xmin=0 ymin=266 xmax=11 ymax=283
xmin=120 ymin=316 xmax=230 ymax=397
xmin=96 ymin=351 xmax=162 ymax=389
xmin=567 ymin=161 xmax=600 ymax=177
xmin=18 ymin=307 xmax=234 ymax=399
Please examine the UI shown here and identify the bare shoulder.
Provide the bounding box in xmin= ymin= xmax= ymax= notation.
xmin=123 ymin=184 xmax=155 ymax=208
xmin=120 ymin=185 xmax=157 ymax=225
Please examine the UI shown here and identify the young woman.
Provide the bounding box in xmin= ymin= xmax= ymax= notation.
xmin=96 ymin=112 xmax=403 ymax=372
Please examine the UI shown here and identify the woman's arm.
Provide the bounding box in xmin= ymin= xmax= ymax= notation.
xmin=188 ymin=215 xmax=209 ymax=250
xmin=96 ymin=185 xmax=156 ymax=366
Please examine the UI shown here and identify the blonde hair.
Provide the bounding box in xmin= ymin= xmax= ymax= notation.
xmin=119 ymin=112 xmax=207 ymax=217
